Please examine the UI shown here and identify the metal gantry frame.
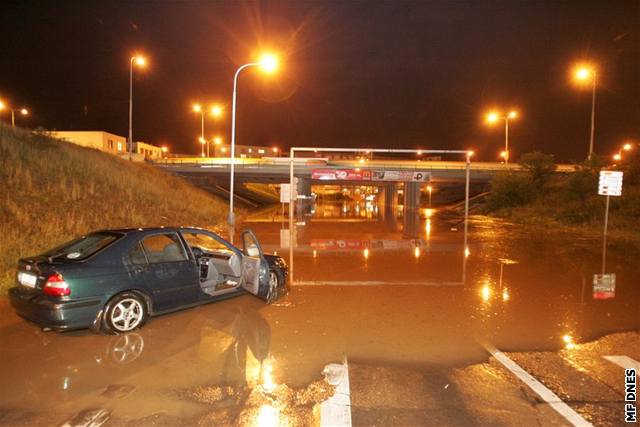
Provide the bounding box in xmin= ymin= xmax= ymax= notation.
xmin=287 ymin=147 xmax=473 ymax=286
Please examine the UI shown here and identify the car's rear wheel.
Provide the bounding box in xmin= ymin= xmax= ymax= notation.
xmin=104 ymin=292 xmax=148 ymax=333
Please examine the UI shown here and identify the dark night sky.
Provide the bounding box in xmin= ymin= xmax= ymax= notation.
xmin=1 ymin=1 xmax=638 ymax=161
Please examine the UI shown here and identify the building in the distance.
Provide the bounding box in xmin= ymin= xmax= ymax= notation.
xmin=213 ymin=143 xmax=280 ymax=158
xmin=51 ymin=131 xmax=163 ymax=161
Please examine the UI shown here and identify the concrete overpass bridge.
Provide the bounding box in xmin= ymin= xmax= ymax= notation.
xmin=153 ymin=156 xmax=575 ymax=208
xmin=154 ymin=156 xmax=575 ymax=183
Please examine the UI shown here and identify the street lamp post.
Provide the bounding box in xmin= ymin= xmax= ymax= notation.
xmin=129 ymin=55 xmax=146 ymax=159
xmin=0 ymin=100 xmax=29 ymax=127
xmin=486 ymin=110 xmax=518 ymax=165
xmin=228 ymin=53 xmax=278 ymax=232
xmin=572 ymin=64 xmax=597 ymax=159
xmin=192 ymin=104 xmax=222 ymax=157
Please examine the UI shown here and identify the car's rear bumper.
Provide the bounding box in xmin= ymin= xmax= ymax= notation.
xmin=9 ymin=286 xmax=102 ymax=330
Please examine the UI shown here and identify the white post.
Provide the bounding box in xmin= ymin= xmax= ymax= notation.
xmin=601 ymin=194 xmax=610 ymax=274
xmin=588 ymin=72 xmax=597 ymax=159
xmin=229 ymin=63 xmax=257 ymax=238
xmin=504 ymin=117 xmax=509 ymax=165
xmin=128 ymin=58 xmax=134 ymax=159
xmin=289 ymin=147 xmax=295 ymax=285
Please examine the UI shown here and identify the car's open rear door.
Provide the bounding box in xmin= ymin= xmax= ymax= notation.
xmin=240 ymin=230 xmax=272 ymax=302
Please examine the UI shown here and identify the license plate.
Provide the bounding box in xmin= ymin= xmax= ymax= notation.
xmin=18 ymin=272 xmax=37 ymax=288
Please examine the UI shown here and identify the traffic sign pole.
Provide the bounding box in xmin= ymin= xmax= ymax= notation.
xmin=602 ymin=194 xmax=610 ymax=274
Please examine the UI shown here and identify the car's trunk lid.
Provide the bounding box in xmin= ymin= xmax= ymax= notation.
xmin=16 ymin=257 xmax=58 ymax=293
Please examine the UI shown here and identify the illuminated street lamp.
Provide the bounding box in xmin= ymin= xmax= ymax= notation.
xmin=229 ymin=52 xmax=279 ymax=230
xmin=571 ymin=63 xmax=597 ymax=159
xmin=613 ymin=141 xmax=634 ymax=163
xmin=128 ymin=54 xmax=147 ymax=159
xmin=192 ymin=103 xmax=223 ymax=157
xmin=485 ymin=109 xmax=518 ymax=165
xmin=161 ymin=146 xmax=169 ymax=158
xmin=0 ymin=100 xmax=29 ymax=127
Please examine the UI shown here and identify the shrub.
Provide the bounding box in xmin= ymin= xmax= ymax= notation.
xmin=519 ymin=151 xmax=556 ymax=191
xmin=487 ymin=172 xmax=533 ymax=210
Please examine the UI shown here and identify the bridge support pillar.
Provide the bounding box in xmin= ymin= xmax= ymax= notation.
xmin=380 ymin=183 xmax=398 ymax=209
xmin=403 ymin=182 xmax=421 ymax=237
xmin=403 ymin=182 xmax=421 ymax=211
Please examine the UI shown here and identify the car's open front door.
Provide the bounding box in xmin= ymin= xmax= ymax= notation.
xmin=240 ymin=230 xmax=272 ymax=302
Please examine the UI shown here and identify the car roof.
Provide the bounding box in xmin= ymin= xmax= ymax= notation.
xmin=96 ymin=226 xmax=209 ymax=235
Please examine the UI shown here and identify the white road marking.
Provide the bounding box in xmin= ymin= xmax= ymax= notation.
xmin=481 ymin=342 xmax=593 ymax=427
xmin=320 ymin=358 xmax=352 ymax=427
xmin=603 ymin=355 xmax=640 ymax=371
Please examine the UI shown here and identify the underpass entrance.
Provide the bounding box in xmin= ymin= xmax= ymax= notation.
xmin=284 ymin=148 xmax=473 ymax=287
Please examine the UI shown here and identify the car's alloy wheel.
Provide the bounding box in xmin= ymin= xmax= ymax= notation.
xmin=105 ymin=293 xmax=147 ymax=333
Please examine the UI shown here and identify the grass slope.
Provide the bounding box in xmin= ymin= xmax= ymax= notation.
xmin=0 ymin=125 xmax=228 ymax=292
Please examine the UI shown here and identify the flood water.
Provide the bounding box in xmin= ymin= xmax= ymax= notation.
xmin=0 ymin=196 xmax=638 ymax=426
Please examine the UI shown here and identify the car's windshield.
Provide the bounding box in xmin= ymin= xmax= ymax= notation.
xmin=41 ymin=232 xmax=122 ymax=261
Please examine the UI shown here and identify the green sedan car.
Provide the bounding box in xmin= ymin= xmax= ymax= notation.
xmin=9 ymin=227 xmax=287 ymax=333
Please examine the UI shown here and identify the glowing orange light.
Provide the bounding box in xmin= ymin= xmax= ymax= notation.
xmin=259 ymin=53 xmax=278 ymax=73
xmin=572 ymin=63 xmax=596 ymax=86
xmin=210 ymin=105 xmax=223 ymax=117
xmin=132 ymin=55 xmax=146 ymax=67
xmin=192 ymin=103 xmax=202 ymax=113
xmin=613 ymin=153 xmax=621 ymax=161
xmin=20 ymin=108 xmax=28 ymax=115
xmin=214 ymin=136 xmax=222 ymax=145
xmin=486 ymin=111 xmax=499 ymax=124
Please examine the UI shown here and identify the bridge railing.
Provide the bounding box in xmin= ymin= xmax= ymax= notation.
xmin=153 ymin=157 xmax=576 ymax=173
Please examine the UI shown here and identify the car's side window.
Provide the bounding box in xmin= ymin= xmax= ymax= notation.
xmin=129 ymin=242 xmax=148 ymax=265
xmin=141 ymin=233 xmax=188 ymax=263
xmin=182 ymin=232 xmax=231 ymax=253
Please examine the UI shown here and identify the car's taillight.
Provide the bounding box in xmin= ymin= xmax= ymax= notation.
xmin=43 ymin=273 xmax=70 ymax=297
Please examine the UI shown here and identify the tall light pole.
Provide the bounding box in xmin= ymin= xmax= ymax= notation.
xmin=129 ymin=54 xmax=146 ymax=159
xmin=0 ymin=100 xmax=29 ymax=127
xmin=192 ymin=103 xmax=223 ymax=157
xmin=572 ymin=64 xmax=597 ymax=159
xmin=486 ymin=109 xmax=518 ymax=165
xmin=228 ymin=53 xmax=279 ymax=231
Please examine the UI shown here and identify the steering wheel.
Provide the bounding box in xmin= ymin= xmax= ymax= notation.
xmin=191 ymin=246 xmax=204 ymax=258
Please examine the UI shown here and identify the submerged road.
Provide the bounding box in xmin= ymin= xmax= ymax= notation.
xmin=0 ymin=200 xmax=638 ymax=426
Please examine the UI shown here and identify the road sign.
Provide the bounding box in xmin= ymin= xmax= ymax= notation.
xmin=598 ymin=170 xmax=623 ymax=196
xmin=311 ymin=169 xmax=371 ymax=181
xmin=280 ymin=183 xmax=297 ymax=203
xmin=371 ymin=170 xmax=430 ymax=182
xmin=593 ymin=273 xmax=616 ymax=300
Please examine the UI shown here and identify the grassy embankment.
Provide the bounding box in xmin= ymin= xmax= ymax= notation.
xmin=483 ymin=151 xmax=640 ymax=245
xmin=0 ymin=125 xmax=229 ymax=293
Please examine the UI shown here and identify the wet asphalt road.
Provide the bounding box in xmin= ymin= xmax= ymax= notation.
xmin=0 ymin=199 xmax=639 ymax=426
